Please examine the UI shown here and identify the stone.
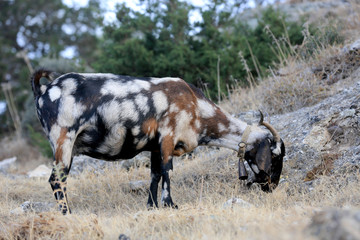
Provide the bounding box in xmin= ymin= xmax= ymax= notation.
xmin=27 ymin=164 xmax=52 ymax=178
xmin=223 ymin=198 xmax=253 ymax=209
xmin=307 ymin=208 xmax=360 ymax=240
xmin=0 ymin=157 xmax=17 ymax=173
xmin=303 ymin=126 xmax=331 ymax=151
xmin=11 ymin=201 xmax=56 ymax=214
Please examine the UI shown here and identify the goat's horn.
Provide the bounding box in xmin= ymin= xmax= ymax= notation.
xmin=258 ymin=110 xmax=281 ymax=143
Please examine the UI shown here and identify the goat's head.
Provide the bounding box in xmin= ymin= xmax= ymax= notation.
xmin=242 ymin=112 xmax=285 ymax=192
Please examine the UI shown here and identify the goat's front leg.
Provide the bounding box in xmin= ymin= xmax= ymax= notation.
xmin=159 ymin=135 xmax=177 ymax=208
xmin=161 ymin=158 xmax=177 ymax=208
xmin=147 ymin=151 xmax=162 ymax=209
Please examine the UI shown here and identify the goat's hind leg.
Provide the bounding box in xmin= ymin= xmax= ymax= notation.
xmin=49 ymin=162 xmax=71 ymax=214
xmin=49 ymin=127 xmax=74 ymax=214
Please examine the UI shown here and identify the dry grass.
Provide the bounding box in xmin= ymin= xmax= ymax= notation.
xmin=0 ymin=136 xmax=49 ymax=174
xmin=0 ymin=148 xmax=359 ymax=240
xmin=221 ymin=0 xmax=360 ymax=115
xmin=221 ymin=44 xmax=360 ymax=115
xmin=1 ymin=1 xmax=359 ymax=239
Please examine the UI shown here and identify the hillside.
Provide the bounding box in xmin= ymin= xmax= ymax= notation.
xmin=0 ymin=0 xmax=359 ymax=239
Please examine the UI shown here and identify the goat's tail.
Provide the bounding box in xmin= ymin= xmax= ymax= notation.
xmin=31 ymin=69 xmax=54 ymax=97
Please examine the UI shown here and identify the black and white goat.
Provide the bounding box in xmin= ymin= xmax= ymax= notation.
xmin=31 ymin=69 xmax=285 ymax=214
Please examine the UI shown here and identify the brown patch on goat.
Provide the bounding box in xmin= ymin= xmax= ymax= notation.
xmin=304 ymin=153 xmax=337 ymax=181
xmin=153 ymin=79 xmax=201 ymax=135
xmin=202 ymin=107 xmax=231 ymax=138
xmin=161 ymin=135 xmax=174 ymax=164
xmin=142 ymin=118 xmax=158 ymax=137
xmin=55 ymin=128 xmax=68 ymax=164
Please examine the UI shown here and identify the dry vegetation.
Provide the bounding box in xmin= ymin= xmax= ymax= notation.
xmin=0 ymin=148 xmax=359 ymax=239
xmin=1 ymin=1 xmax=360 ymax=239
xmin=221 ymin=0 xmax=360 ymax=115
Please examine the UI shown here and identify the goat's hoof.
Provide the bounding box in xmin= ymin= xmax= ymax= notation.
xmin=118 ymin=234 xmax=130 ymax=240
xmin=147 ymin=203 xmax=158 ymax=210
xmin=246 ymin=182 xmax=254 ymax=188
xmin=162 ymin=201 xmax=178 ymax=209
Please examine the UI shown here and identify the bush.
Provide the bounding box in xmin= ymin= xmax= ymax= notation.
xmin=93 ymin=3 xmax=311 ymax=101
xmin=26 ymin=125 xmax=53 ymax=158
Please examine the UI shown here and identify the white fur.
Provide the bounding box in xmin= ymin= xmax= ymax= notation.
xmin=97 ymin=123 xmax=126 ymax=155
xmin=48 ymin=86 xmax=61 ymax=102
xmin=169 ymin=103 xmax=179 ymax=113
xmin=81 ymin=73 xmax=117 ymax=78
xmin=58 ymin=96 xmax=85 ymax=127
xmin=61 ymin=138 xmax=73 ymax=167
xmin=195 ymin=119 xmax=201 ymax=129
xmin=174 ymin=110 xmax=198 ymax=151
xmin=100 ymin=80 xmax=150 ymax=98
xmin=134 ymin=94 xmax=150 ymax=115
xmin=246 ymin=127 xmax=268 ymax=145
xmin=273 ymin=142 xmax=282 ymax=155
xmin=40 ymin=85 xmax=47 ymax=94
xmin=152 ymin=91 xmax=168 ymax=115
xmin=132 ymin=126 xmax=140 ymax=136
xmin=98 ymin=101 xmax=121 ymax=126
xmin=218 ymin=123 xmax=226 ymax=132
xmin=197 ymin=99 xmax=216 ymax=118
xmin=119 ymin=100 xmax=139 ymax=122
xmin=100 ymin=80 xmax=128 ymax=98
xmin=150 ymin=77 xmax=181 ymax=85
xmin=61 ymin=78 xmax=77 ymax=95
xmin=251 ymin=164 xmax=260 ymax=174
xmin=38 ymin=97 xmax=44 ymax=108
xmin=136 ymin=138 xmax=148 ymax=150
xmin=161 ymin=182 xmax=169 ymax=202
xmin=229 ymin=118 xmax=247 ymax=133
xmin=49 ymin=124 xmax=61 ymax=148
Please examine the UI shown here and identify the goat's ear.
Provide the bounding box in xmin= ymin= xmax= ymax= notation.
xmin=270 ymin=140 xmax=285 ymax=186
xmin=255 ymin=138 xmax=272 ymax=174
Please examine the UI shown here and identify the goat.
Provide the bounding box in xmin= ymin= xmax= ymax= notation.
xmin=31 ymin=69 xmax=285 ymax=214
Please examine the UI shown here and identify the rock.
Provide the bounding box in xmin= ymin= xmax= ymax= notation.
xmin=11 ymin=201 xmax=56 ymax=214
xmin=341 ymin=109 xmax=356 ymax=118
xmin=303 ymin=126 xmax=331 ymax=151
xmin=0 ymin=157 xmax=17 ymax=173
xmin=70 ymin=153 xmax=150 ymax=175
xmin=27 ymin=164 xmax=52 ymax=178
xmin=71 ymin=155 xmax=113 ymax=175
xmin=223 ymin=198 xmax=253 ymax=209
xmin=307 ymin=208 xmax=360 ymax=240
xmin=118 ymin=153 xmax=150 ymax=171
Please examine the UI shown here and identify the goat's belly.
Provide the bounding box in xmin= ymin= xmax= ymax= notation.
xmin=75 ymin=126 xmax=157 ymax=160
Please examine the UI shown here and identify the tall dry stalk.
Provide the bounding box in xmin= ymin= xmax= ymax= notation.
xmin=217 ymin=55 xmax=221 ymax=102
xmin=1 ymin=50 xmax=34 ymax=138
xmin=1 ymin=83 xmax=22 ymax=138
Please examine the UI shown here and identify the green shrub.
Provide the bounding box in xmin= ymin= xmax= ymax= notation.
xmin=93 ymin=3 xmax=312 ymax=100
xmin=26 ymin=125 xmax=53 ymax=158
xmin=300 ymin=24 xmax=345 ymax=58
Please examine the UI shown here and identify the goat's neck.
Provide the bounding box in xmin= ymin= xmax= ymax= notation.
xmin=198 ymin=106 xmax=251 ymax=151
